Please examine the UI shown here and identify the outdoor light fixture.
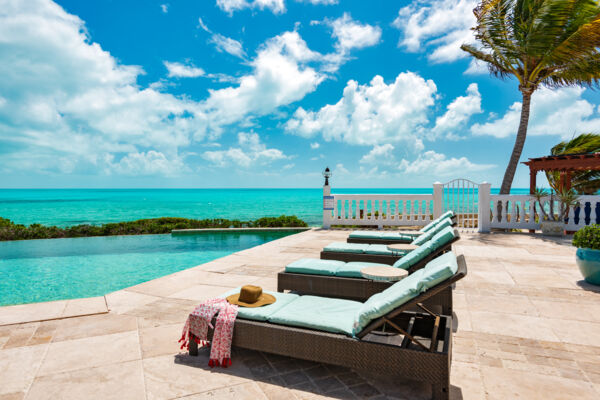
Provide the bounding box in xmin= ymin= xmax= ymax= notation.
xmin=323 ymin=167 xmax=332 ymax=186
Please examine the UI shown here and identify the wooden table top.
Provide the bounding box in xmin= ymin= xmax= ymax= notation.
xmin=387 ymin=243 xmax=419 ymax=251
xmin=360 ymin=266 xmax=408 ymax=282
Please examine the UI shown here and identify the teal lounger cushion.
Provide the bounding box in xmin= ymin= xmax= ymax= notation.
xmin=364 ymin=244 xmax=394 ymax=255
xmin=420 ymin=220 xmax=438 ymax=233
xmin=392 ymin=241 xmax=434 ymax=270
xmin=353 ymin=269 xmax=424 ymax=334
xmin=348 ymin=231 xmax=415 ymax=241
xmin=411 ymin=227 xmax=437 ymax=246
xmin=354 ymin=251 xmax=458 ymax=334
xmin=268 ymin=295 xmax=361 ymax=336
xmin=348 ymin=231 xmax=384 ymax=239
xmin=336 ymin=261 xmax=391 ymax=278
xmin=416 ymin=251 xmax=458 ymax=291
xmin=323 ymin=242 xmax=368 ymax=253
xmin=430 ymin=226 xmax=456 ymax=248
xmin=411 ymin=217 xmax=453 ymax=245
xmin=379 ymin=232 xmax=416 ymax=240
xmin=440 ymin=210 xmax=454 ymax=219
xmin=285 ymin=258 xmax=345 ymax=276
xmin=219 ymin=289 xmax=300 ymax=321
xmin=432 ymin=218 xmax=453 ymax=232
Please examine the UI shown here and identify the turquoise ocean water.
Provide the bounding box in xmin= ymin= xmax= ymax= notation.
xmin=0 ymin=188 xmax=529 ymax=227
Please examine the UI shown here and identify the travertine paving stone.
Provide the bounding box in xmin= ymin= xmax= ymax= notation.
xmin=1 ymin=229 xmax=599 ymax=399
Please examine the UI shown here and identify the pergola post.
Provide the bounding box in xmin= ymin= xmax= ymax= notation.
xmin=529 ymin=168 xmax=537 ymax=195
xmin=529 ymin=168 xmax=537 ymax=233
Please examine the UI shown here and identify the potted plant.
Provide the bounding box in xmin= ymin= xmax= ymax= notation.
xmin=533 ymin=188 xmax=579 ymax=236
xmin=573 ymin=224 xmax=600 ymax=285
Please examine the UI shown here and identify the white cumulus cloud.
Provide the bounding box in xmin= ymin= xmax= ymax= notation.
xmin=108 ymin=151 xmax=187 ymax=176
xmin=399 ymin=150 xmax=494 ymax=176
xmin=200 ymin=31 xmax=325 ymax=137
xmin=330 ymin=13 xmax=381 ymax=52
xmin=0 ymin=0 xmax=203 ymax=176
xmin=216 ymin=0 xmax=285 ymax=15
xmin=432 ymin=83 xmax=482 ymax=139
xmin=393 ymin=0 xmax=477 ymax=63
xmin=471 ymin=87 xmax=600 ymax=139
xmin=198 ymin=17 xmax=246 ymax=59
xmin=310 ymin=142 xmax=320 ymax=149
xmin=285 ymin=72 xmax=436 ymax=148
xmin=360 ymin=144 xmax=396 ymax=165
xmin=202 ymin=131 xmax=287 ymax=167
xmin=164 ymin=61 xmax=205 ymax=78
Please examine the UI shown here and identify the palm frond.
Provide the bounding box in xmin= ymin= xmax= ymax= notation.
xmin=463 ymin=0 xmax=600 ymax=90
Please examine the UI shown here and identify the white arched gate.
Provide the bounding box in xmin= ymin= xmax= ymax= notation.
xmin=441 ymin=179 xmax=480 ymax=230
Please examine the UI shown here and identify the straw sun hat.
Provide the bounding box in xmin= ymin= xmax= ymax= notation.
xmin=226 ymin=285 xmax=276 ymax=308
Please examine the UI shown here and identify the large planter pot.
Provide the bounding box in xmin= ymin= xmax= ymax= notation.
xmin=540 ymin=221 xmax=564 ymax=236
xmin=576 ymin=248 xmax=600 ymax=285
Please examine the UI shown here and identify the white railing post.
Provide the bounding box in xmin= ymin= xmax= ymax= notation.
xmin=322 ymin=182 xmax=332 ymax=229
xmin=479 ymin=182 xmax=491 ymax=233
xmin=433 ymin=182 xmax=443 ymax=219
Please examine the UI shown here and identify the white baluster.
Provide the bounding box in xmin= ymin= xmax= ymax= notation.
xmin=510 ymin=200 xmax=517 ymax=227
xmin=386 ymin=200 xmax=391 ymax=222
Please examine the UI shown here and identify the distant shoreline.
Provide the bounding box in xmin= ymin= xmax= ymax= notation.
xmin=0 ymin=216 xmax=308 ymax=242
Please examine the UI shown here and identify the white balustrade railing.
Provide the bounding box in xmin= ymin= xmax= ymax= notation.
xmin=324 ymin=194 xmax=435 ymax=228
xmin=322 ymin=178 xmax=600 ymax=233
xmin=488 ymin=194 xmax=600 ymax=231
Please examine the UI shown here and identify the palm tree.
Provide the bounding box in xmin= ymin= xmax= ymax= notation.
xmin=546 ymin=133 xmax=600 ymax=194
xmin=461 ymin=0 xmax=600 ymax=194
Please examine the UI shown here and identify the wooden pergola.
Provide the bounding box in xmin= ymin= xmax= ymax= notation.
xmin=522 ymin=152 xmax=600 ymax=194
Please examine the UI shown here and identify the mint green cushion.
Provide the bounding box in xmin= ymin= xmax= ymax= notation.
xmin=430 ymin=226 xmax=456 ymax=248
xmin=417 ymin=251 xmax=458 ymax=291
xmin=432 ymin=218 xmax=453 ymax=232
xmin=219 ymin=289 xmax=300 ymax=321
xmin=268 ymin=295 xmax=361 ymax=336
xmin=379 ymin=232 xmax=415 ymax=240
xmin=392 ymin=241 xmax=434 ymax=270
xmin=440 ymin=210 xmax=454 ymax=219
xmin=420 ymin=219 xmax=438 ymax=232
xmin=411 ymin=228 xmax=436 ymax=246
xmin=348 ymin=231 xmax=384 ymax=239
xmin=353 ymin=270 xmax=424 ymax=334
xmin=364 ymin=244 xmax=394 ymax=255
xmin=285 ymin=258 xmax=345 ymax=276
xmin=324 ymin=242 xmax=368 ymax=253
xmin=337 ymin=262 xmax=391 ymax=278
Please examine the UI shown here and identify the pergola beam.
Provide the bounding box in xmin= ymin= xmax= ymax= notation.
xmin=522 ymin=152 xmax=600 ymax=193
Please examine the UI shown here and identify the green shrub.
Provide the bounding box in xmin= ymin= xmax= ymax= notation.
xmin=573 ymin=224 xmax=600 ymax=250
xmin=0 ymin=215 xmax=308 ymax=241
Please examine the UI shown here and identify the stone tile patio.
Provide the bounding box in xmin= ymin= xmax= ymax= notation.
xmin=1 ymin=229 xmax=600 ymax=399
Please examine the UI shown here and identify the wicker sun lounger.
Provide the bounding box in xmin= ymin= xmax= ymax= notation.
xmin=321 ymin=229 xmax=460 ymax=265
xmin=189 ymin=258 xmax=467 ymax=399
xmin=347 ymin=217 xmax=457 ymax=245
xmin=279 ymin=254 xmax=467 ymax=313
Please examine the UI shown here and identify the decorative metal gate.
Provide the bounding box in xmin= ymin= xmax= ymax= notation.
xmin=442 ymin=179 xmax=480 ymax=230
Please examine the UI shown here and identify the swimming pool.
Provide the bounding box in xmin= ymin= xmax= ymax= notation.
xmin=0 ymin=230 xmax=299 ymax=306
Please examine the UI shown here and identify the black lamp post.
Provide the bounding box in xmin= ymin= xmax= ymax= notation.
xmin=323 ymin=167 xmax=332 ymax=186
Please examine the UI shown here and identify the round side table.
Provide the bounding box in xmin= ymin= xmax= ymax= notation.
xmin=387 ymin=243 xmax=419 ymax=256
xmin=360 ymin=266 xmax=408 ymax=282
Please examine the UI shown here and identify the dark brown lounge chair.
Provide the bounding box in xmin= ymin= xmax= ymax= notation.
xmin=321 ymin=229 xmax=460 ymax=265
xmin=279 ymin=254 xmax=467 ymax=314
xmin=189 ymin=256 xmax=468 ymax=400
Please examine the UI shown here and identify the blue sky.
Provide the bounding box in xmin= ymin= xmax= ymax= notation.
xmin=1 ymin=0 xmax=599 ymax=189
